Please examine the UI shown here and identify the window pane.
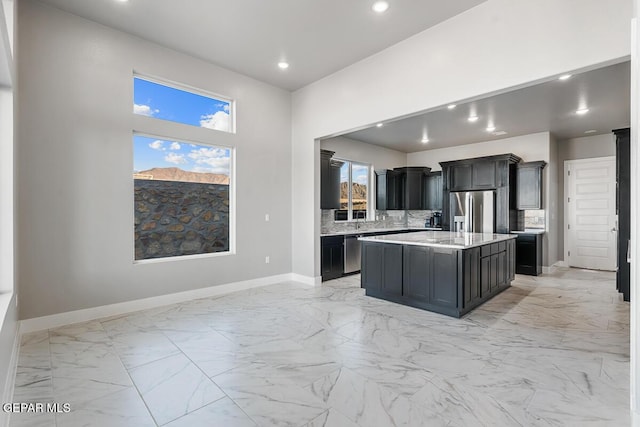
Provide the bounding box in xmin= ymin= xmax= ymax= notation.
xmin=133 ymin=135 xmax=231 ymax=260
xmin=352 ymin=163 xmax=368 ymax=213
xmin=133 ymin=77 xmax=232 ymax=132
xmin=340 ymin=162 xmax=349 ymax=210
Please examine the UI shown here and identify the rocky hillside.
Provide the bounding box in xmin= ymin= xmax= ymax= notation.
xmin=134 ymin=167 xmax=229 ymax=185
xmin=340 ymin=182 xmax=367 ymax=200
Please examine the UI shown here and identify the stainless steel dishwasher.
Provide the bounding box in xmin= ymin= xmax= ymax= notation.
xmin=344 ymin=234 xmax=362 ymax=274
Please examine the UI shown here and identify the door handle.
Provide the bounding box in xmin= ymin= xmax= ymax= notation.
xmin=627 ymin=240 xmax=631 ymax=264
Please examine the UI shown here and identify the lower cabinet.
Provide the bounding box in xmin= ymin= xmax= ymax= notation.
xmin=321 ymin=236 xmax=344 ymax=281
xmin=361 ymin=239 xmax=516 ymax=317
xmin=361 ymin=242 xmax=403 ymax=296
xmin=515 ymin=233 xmax=542 ymax=276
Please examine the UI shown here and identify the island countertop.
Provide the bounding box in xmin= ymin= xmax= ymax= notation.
xmin=358 ymin=230 xmax=516 ymax=249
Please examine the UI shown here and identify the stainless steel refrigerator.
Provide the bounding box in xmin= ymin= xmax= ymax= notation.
xmin=450 ymin=191 xmax=495 ymax=233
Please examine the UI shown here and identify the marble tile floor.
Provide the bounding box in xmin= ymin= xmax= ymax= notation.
xmin=9 ymin=268 xmax=630 ymax=426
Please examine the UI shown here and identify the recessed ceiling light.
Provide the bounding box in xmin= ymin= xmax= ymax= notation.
xmin=468 ymin=116 xmax=479 ymax=122
xmin=559 ymin=74 xmax=572 ymax=81
xmin=585 ymin=129 xmax=597 ymax=134
xmin=115 ymin=0 xmax=129 ymax=2
xmin=576 ymin=108 xmax=589 ymax=115
xmin=372 ymin=1 xmax=389 ymax=13
xmin=447 ymin=104 xmax=457 ymax=110
xmin=486 ymin=126 xmax=496 ymax=132
xmin=421 ymin=137 xmax=429 ymax=144
xmin=376 ymin=123 xmax=384 ymax=128
xmin=277 ymin=61 xmax=289 ymax=70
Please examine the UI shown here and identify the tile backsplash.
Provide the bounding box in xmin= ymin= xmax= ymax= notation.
xmin=321 ymin=210 xmax=440 ymax=234
xmin=524 ymin=209 xmax=545 ymax=229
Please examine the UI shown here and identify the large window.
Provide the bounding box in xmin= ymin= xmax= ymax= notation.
xmin=133 ymin=76 xmax=234 ymax=261
xmin=134 ymin=76 xmax=233 ymax=133
xmin=336 ymin=160 xmax=371 ymax=221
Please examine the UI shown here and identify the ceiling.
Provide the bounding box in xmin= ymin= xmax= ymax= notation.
xmin=342 ymin=61 xmax=631 ymax=152
xmin=38 ymin=0 xmax=485 ymax=91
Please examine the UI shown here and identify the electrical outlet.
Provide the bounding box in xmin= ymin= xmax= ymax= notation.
xmin=265 ymin=256 xmax=270 ymax=264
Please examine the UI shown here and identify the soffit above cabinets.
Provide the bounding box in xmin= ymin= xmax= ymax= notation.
xmin=343 ymin=61 xmax=631 ymax=153
xmin=37 ymin=0 xmax=485 ymax=91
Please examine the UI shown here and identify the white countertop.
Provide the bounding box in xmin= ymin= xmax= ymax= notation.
xmin=358 ymin=231 xmax=516 ymax=249
xmin=320 ymin=227 xmax=442 ymax=237
xmin=510 ymin=229 xmax=545 ymax=235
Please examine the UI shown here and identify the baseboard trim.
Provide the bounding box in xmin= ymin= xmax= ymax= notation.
xmin=554 ymin=260 xmax=569 ymax=268
xmin=1 ymin=313 xmax=20 ymax=427
xmin=20 ymin=273 xmax=294 ymax=334
xmin=290 ymin=273 xmax=322 ymax=287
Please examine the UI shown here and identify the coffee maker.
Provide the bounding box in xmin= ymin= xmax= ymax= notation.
xmin=432 ymin=212 xmax=442 ymax=228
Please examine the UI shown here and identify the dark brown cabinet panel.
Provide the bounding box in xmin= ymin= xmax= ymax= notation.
xmin=614 ymin=128 xmax=630 ymax=301
xmin=321 ymin=236 xmax=344 ymax=281
xmin=423 ymin=172 xmax=443 ymax=210
xmin=463 ymin=247 xmax=480 ymax=307
xmin=472 ymin=161 xmax=497 ymax=189
xmin=403 ymin=246 xmax=431 ymax=303
xmin=449 ymin=164 xmax=473 ymax=191
xmin=516 ymin=161 xmax=546 ymax=210
xmin=361 ymin=242 xmax=403 ymax=296
xmin=515 ymin=233 xmax=542 ymax=276
xmin=430 ymin=248 xmax=458 ymax=308
xmin=320 ymin=150 xmax=343 ymax=209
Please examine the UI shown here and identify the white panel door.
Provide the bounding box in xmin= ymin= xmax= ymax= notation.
xmin=566 ymin=157 xmax=617 ymax=271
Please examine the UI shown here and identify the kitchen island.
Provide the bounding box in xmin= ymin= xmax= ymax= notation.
xmin=358 ymin=231 xmax=517 ymax=318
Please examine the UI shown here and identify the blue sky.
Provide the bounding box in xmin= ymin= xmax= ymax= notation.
xmin=133 ymin=77 xmax=231 ymax=175
xmin=340 ymin=162 xmax=369 ymax=186
xmin=134 ymin=135 xmax=230 ymax=175
xmin=133 ymin=77 xmax=231 ymax=131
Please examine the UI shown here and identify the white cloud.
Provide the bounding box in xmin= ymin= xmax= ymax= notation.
xmin=149 ymin=140 xmax=165 ymax=151
xmin=169 ymin=142 xmax=181 ymax=150
xmin=187 ymin=147 xmax=230 ymax=174
xmin=164 ymin=152 xmax=187 ymax=165
xmin=200 ymin=111 xmax=230 ymax=132
xmin=134 ymin=104 xmax=159 ymax=117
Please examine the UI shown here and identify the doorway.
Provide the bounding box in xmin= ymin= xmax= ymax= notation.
xmin=564 ymin=157 xmax=617 ymax=271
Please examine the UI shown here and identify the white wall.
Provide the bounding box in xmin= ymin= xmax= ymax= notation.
xmin=16 ymin=0 xmax=292 ymax=319
xmin=556 ymin=133 xmax=616 ymax=260
xmin=321 ymin=136 xmax=407 ymax=170
xmin=292 ymin=0 xmax=632 ymax=278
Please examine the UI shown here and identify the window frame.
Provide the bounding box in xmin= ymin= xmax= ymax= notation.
xmin=334 ymin=158 xmax=374 ymax=222
xmin=131 ymin=71 xmax=237 ymax=264
xmin=133 ymin=73 xmax=236 ymax=134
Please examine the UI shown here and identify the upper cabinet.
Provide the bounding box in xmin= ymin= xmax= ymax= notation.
xmin=440 ymin=154 xmax=521 ymax=232
xmin=376 ymin=167 xmax=433 ymax=210
xmin=320 ymin=150 xmax=343 ymax=209
xmin=423 ymin=171 xmax=443 ymax=210
xmin=516 ymin=161 xmax=546 ymax=210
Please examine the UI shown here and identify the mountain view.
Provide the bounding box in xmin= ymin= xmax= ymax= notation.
xmin=133 ymin=167 xmax=229 ymax=184
xmin=341 ymin=182 xmax=367 ymax=210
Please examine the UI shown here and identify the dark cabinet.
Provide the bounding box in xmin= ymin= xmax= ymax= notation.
xmin=362 ymin=238 xmax=516 ymax=317
xmin=320 ymin=150 xmax=343 ymax=209
xmin=472 ymin=161 xmax=497 ymax=189
xmin=361 ymin=242 xmax=403 ymax=296
xmin=614 ymin=128 xmax=630 ymax=301
xmin=440 ymin=154 xmax=521 ymax=231
xmin=449 ymin=164 xmax=473 ymax=191
xmin=516 ymin=161 xmax=546 ymax=210
xmin=403 ymin=245 xmax=431 ymax=303
xmin=423 ymin=172 xmax=443 ymax=210
xmin=463 ymin=247 xmax=480 ymax=307
xmin=376 ymin=167 xmax=430 ymax=210
xmin=515 ymin=233 xmax=542 ymax=276
xmin=430 ymin=248 xmax=458 ymax=308
xmin=321 ymin=235 xmax=344 ymax=281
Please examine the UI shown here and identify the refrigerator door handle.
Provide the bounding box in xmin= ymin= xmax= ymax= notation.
xmin=466 ymin=192 xmax=472 ymax=233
